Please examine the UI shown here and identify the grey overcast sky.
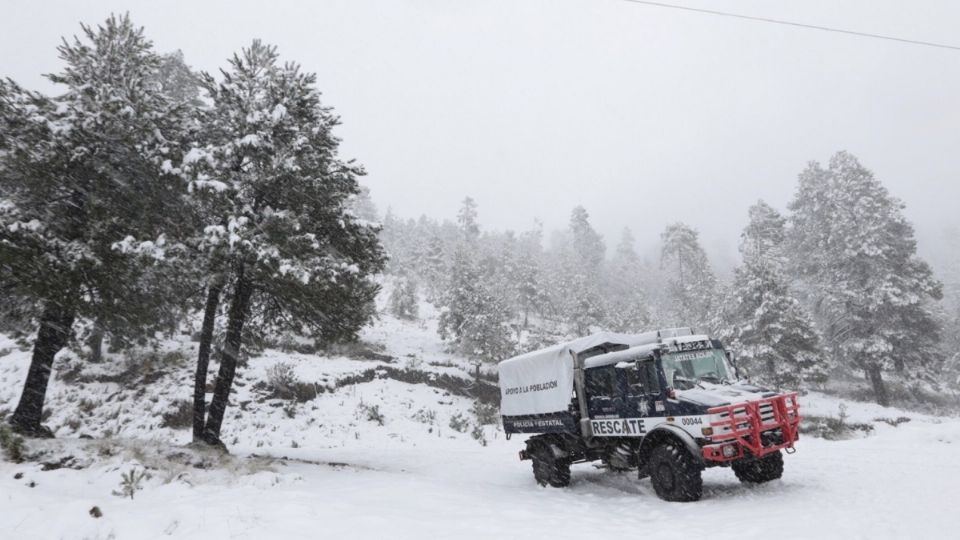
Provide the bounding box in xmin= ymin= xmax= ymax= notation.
xmin=2 ymin=0 xmax=958 ymax=267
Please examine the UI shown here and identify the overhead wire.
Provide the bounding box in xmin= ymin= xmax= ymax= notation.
xmin=621 ymin=0 xmax=960 ymax=51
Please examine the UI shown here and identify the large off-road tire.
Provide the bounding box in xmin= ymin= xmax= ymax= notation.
xmin=732 ymin=451 xmax=783 ymax=483
xmin=647 ymin=442 xmax=703 ymax=502
xmin=531 ymin=452 xmax=571 ymax=488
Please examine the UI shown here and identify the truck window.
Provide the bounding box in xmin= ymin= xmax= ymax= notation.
xmin=585 ymin=367 xmax=618 ymax=399
xmin=626 ymin=360 xmax=660 ymax=395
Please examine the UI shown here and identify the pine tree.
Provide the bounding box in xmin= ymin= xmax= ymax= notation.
xmin=457 ymin=197 xmax=480 ymax=245
xmin=787 ymin=151 xmax=942 ymax=405
xmin=513 ymin=222 xmax=547 ymax=329
xmin=557 ymin=207 xmax=606 ymax=336
xmin=420 ymin=233 xmax=447 ymax=302
xmin=0 ymin=15 xmax=193 ymax=436
xmin=604 ymin=228 xmax=649 ymax=332
xmin=934 ymin=227 xmax=960 ymax=378
xmin=436 ymin=196 xmax=518 ymax=357
xmin=723 ymin=201 xmax=825 ymax=389
xmin=659 ymin=222 xmax=717 ymax=329
xmin=154 ymin=51 xmax=201 ymax=106
xmin=569 ymin=206 xmax=605 ymax=272
xmin=348 ymin=185 xmax=380 ymax=223
xmin=437 ymin=248 xmax=515 ymax=361
xmin=180 ymin=41 xmax=385 ymax=446
xmin=388 ymin=275 xmax=419 ymax=320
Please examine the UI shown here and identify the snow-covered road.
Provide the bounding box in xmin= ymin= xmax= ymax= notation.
xmin=3 ymin=414 xmax=958 ymax=540
xmin=2 ymin=312 xmax=957 ymax=540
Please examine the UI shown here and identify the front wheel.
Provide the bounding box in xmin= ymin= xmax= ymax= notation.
xmin=647 ymin=442 xmax=703 ymax=502
xmin=732 ymin=451 xmax=783 ymax=483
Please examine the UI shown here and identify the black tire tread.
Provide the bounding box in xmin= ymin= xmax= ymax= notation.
xmin=732 ymin=451 xmax=784 ymax=484
xmin=531 ymin=450 xmax=571 ymax=488
xmin=647 ymin=442 xmax=703 ymax=502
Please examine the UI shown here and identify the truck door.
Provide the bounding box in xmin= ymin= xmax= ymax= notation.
xmin=584 ymin=366 xmax=619 ymax=418
xmin=622 ymin=358 xmax=662 ymax=417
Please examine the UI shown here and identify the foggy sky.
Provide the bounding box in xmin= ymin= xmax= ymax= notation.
xmin=3 ymin=0 xmax=958 ymax=270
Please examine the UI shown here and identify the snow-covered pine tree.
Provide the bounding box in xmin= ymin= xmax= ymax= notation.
xmin=457 ymin=196 xmax=480 ymax=245
xmin=513 ymin=222 xmax=548 ymax=329
xmin=348 ymin=185 xmax=380 ymax=224
xmin=933 ymin=227 xmax=960 ymax=380
xmin=723 ymin=201 xmax=825 ymax=389
xmin=154 ymin=50 xmax=202 ymax=107
xmin=436 ymin=197 xmax=516 ymax=360
xmin=380 ymin=209 xmax=402 ymax=263
xmin=0 ymin=15 xmax=194 ymax=436
xmin=388 ymin=275 xmax=419 ymax=320
xmin=659 ymin=222 xmax=718 ymax=330
xmin=604 ymin=228 xmax=649 ymax=333
xmin=558 ymin=206 xmax=606 ymax=336
xmin=379 ymin=209 xmax=417 ymax=276
xmin=569 ymin=206 xmax=605 ymax=271
xmin=420 ymin=233 xmax=448 ymax=302
xmin=437 ymin=248 xmax=515 ymax=361
xmin=179 ymin=41 xmax=385 ymax=446
xmin=787 ymin=151 xmax=942 ymax=405
xmin=99 ymin=49 xmax=205 ymax=362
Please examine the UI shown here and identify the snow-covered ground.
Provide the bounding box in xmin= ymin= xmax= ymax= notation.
xmin=1 ymin=299 xmax=958 ymax=539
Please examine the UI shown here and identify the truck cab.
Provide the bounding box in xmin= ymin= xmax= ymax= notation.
xmin=499 ymin=329 xmax=801 ymax=502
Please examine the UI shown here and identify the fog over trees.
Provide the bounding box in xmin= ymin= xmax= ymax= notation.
xmin=380 ymin=153 xmax=958 ymax=405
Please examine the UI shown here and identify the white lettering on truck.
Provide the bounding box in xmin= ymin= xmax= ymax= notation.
xmin=590 ymin=415 xmax=713 ymax=437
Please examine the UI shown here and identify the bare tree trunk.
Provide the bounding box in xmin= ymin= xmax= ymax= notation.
xmin=8 ymin=301 xmax=75 ymax=437
xmin=202 ymin=268 xmax=253 ymax=448
xmin=893 ymin=356 xmax=905 ymax=374
xmin=866 ymin=364 xmax=889 ymax=406
xmin=192 ymin=279 xmax=224 ymax=443
xmin=87 ymin=320 xmax=104 ymax=363
xmin=765 ymin=357 xmax=780 ymax=391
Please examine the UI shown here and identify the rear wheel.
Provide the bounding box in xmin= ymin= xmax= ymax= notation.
xmin=732 ymin=451 xmax=783 ymax=483
xmin=647 ymin=442 xmax=703 ymax=502
xmin=531 ymin=451 xmax=570 ymax=488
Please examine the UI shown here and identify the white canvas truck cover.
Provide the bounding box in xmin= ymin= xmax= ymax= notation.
xmin=498 ymin=331 xmax=682 ymax=418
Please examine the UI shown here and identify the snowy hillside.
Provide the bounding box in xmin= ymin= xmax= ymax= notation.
xmin=1 ymin=296 xmax=958 ymax=540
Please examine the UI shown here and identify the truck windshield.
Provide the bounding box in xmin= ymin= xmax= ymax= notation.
xmin=661 ymin=349 xmax=731 ymax=389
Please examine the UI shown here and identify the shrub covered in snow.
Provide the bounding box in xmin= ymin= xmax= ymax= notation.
xmin=359 ymin=403 xmax=385 ymax=426
xmin=470 ymin=423 xmax=487 ymax=446
xmin=448 ymin=412 xmax=469 ymax=433
xmin=0 ymin=424 xmax=25 ymax=462
xmin=161 ymin=400 xmax=194 ymax=429
xmin=112 ymin=468 xmax=150 ymax=499
xmin=471 ymin=401 xmax=498 ymax=425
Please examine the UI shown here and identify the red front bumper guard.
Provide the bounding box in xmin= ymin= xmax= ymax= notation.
xmin=702 ymin=393 xmax=801 ymax=462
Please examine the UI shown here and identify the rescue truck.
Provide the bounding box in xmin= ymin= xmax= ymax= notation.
xmin=498 ymin=328 xmax=801 ymax=501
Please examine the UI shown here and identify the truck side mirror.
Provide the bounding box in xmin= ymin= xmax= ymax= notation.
xmin=725 ymin=351 xmax=740 ymax=380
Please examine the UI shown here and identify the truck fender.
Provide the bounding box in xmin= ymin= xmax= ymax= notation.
xmin=638 ymin=424 xmax=704 ymax=470
xmin=526 ymin=437 xmax=570 ymax=460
